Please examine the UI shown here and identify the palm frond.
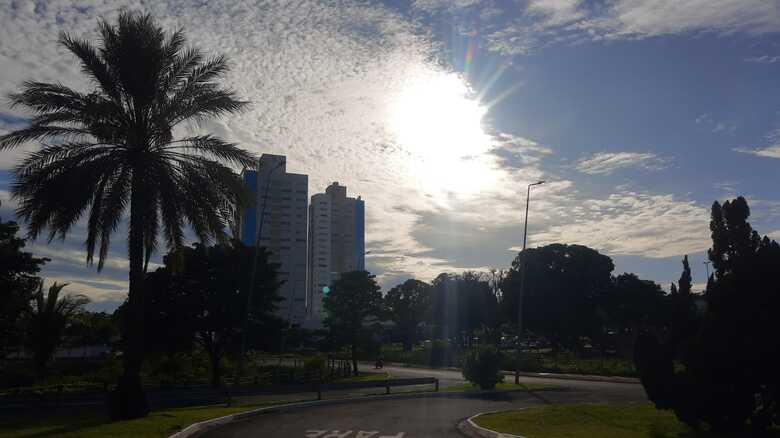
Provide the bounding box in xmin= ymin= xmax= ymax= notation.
xmin=164 ymin=135 xmax=257 ymax=166
xmin=0 ymin=125 xmax=91 ymax=150
xmin=60 ymin=34 xmax=120 ymax=101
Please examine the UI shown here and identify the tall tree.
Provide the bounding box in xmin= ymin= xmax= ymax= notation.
xmin=668 ymin=255 xmax=697 ymax=349
xmin=26 ymin=282 xmax=89 ymax=377
xmin=0 ymin=12 xmax=255 ymax=418
xmin=385 ymin=279 xmax=432 ymax=352
xmin=0 ymin=202 xmax=48 ymax=357
xmin=323 ymin=271 xmax=383 ymax=375
xmin=502 ymin=244 xmax=614 ymax=352
xmin=636 ymin=197 xmax=780 ymax=433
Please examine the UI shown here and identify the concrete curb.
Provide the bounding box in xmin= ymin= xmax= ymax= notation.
xmin=508 ymin=371 xmax=638 ymax=384
xmin=457 ymin=409 xmax=527 ymax=438
xmin=371 ymin=361 xmax=639 ymax=384
xmin=168 ymin=388 xmax=541 ymax=438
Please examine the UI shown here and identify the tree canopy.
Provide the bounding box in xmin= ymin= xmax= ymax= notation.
xmin=502 ymin=243 xmax=615 ymax=351
xmin=385 ymin=279 xmax=433 ymax=351
xmin=324 ymin=271 xmax=383 ymax=374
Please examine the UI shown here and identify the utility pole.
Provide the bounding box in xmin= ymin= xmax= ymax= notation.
xmin=515 ymin=180 xmax=544 ymax=384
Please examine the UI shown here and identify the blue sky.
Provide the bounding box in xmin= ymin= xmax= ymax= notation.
xmin=1 ymin=0 xmax=779 ymax=309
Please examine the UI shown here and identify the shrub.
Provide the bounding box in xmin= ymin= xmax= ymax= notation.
xmin=462 ymin=346 xmax=504 ymax=390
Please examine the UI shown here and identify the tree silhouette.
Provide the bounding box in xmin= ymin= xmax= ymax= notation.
xmin=503 ymin=244 xmax=614 ymax=352
xmin=1 ymin=201 xmax=48 ymax=358
xmin=636 ymin=197 xmax=780 ymax=433
xmin=26 ymin=282 xmax=89 ymax=378
xmin=141 ymin=241 xmax=282 ymax=387
xmin=385 ymin=279 xmax=432 ymax=352
xmin=324 ymin=271 xmax=383 ymax=375
xmin=0 ymin=12 xmax=255 ymax=418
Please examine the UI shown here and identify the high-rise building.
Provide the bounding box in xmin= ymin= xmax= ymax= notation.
xmin=240 ymin=154 xmax=308 ymax=326
xmin=307 ymin=182 xmax=365 ymax=326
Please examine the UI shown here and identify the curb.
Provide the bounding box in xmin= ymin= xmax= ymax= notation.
xmin=168 ymin=388 xmax=539 ymax=438
xmin=457 ymin=409 xmax=527 ymax=438
xmin=507 ymin=371 xmax=639 ymax=384
xmin=369 ymin=361 xmax=639 ymax=384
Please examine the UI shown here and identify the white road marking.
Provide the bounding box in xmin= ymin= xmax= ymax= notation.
xmin=322 ymin=431 xmax=354 ymax=438
xmin=304 ymin=430 xmax=403 ymax=438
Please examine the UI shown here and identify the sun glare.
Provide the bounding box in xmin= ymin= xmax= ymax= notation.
xmin=390 ymin=71 xmax=497 ymax=196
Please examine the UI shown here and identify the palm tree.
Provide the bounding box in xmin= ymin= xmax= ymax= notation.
xmin=0 ymin=12 xmax=256 ymax=419
xmin=26 ymin=281 xmax=89 ymax=378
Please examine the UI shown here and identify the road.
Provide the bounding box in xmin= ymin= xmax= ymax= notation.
xmin=202 ymin=365 xmax=647 ymax=437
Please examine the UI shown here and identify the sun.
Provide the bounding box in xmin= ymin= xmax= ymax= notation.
xmin=390 ymin=70 xmax=497 ymax=196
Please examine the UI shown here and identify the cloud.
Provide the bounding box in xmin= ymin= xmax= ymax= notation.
xmin=412 ymin=0 xmax=780 ymax=55
xmin=528 ymin=191 xmax=711 ymax=258
xmin=745 ymin=55 xmax=780 ymax=64
xmin=0 ymin=0 xmax=475 ymax=297
xmin=734 ymin=126 xmax=780 ymax=159
xmin=527 ymin=0 xmax=586 ymax=27
xmin=576 ymin=151 xmax=669 ymax=175
xmin=696 ymin=113 xmax=737 ymax=134
xmin=734 ymin=145 xmax=780 ymax=159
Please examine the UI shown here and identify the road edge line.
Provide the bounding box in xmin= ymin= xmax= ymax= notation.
xmin=457 ymin=409 xmax=529 ymax=438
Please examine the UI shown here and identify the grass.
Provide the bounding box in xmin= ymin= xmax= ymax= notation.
xmin=0 ymin=399 xmax=302 ymax=438
xmin=443 ymin=382 xmax=555 ymax=392
xmin=472 ymin=403 xmax=780 ymax=438
xmin=334 ymin=372 xmax=391 ymax=383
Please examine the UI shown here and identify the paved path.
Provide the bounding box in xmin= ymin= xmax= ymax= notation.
xmin=202 ymin=365 xmax=646 ymax=438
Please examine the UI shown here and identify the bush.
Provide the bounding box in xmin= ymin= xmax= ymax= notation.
xmin=462 ymin=346 xmax=504 ymax=390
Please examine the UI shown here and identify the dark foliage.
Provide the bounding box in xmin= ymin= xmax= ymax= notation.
xmin=385 ymin=279 xmax=433 ymax=351
xmin=131 ymin=241 xmax=283 ymax=386
xmin=502 ymin=244 xmax=615 ymax=352
xmin=26 ymin=282 xmax=89 ymax=377
xmin=635 ymin=196 xmax=780 ymax=433
xmin=428 ymin=271 xmax=499 ymax=347
xmin=462 ymin=345 xmax=504 ymax=390
xmin=0 ymin=203 xmax=48 ymax=357
xmin=323 ymin=271 xmax=383 ymax=375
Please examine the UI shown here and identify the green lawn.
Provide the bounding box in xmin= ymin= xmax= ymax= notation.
xmin=443 ymin=382 xmax=555 ymax=392
xmin=473 ymin=403 xmax=780 ymax=438
xmin=0 ymin=400 xmax=301 ymax=438
xmin=334 ymin=372 xmax=391 ymax=383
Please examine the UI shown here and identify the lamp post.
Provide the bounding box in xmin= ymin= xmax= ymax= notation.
xmin=238 ymin=160 xmax=284 ymax=381
xmin=515 ymin=180 xmax=545 ymax=384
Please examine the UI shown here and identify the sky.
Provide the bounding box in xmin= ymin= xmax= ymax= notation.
xmin=1 ymin=0 xmax=779 ymax=311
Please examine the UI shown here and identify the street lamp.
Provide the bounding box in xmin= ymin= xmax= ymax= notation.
xmin=238 ymin=160 xmax=284 ymax=381
xmin=515 ymin=180 xmax=544 ymax=384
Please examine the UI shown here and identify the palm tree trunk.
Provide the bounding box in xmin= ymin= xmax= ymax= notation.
xmin=109 ymin=175 xmax=150 ymax=419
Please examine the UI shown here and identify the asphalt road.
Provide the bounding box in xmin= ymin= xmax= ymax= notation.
xmin=202 ymin=365 xmax=647 ymax=438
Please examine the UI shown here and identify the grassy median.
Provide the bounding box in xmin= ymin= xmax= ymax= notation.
xmin=0 ymin=400 xmax=304 ymax=438
xmin=473 ymin=403 xmax=780 ymax=438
